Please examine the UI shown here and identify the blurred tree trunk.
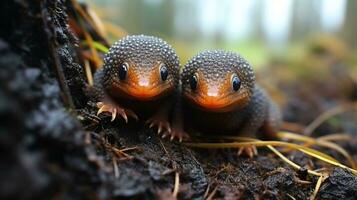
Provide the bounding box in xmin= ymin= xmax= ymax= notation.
xmin=291 ymin=0 xmax=322 ymax=41
xmin=342 ymin=0 xmax=357 ymax=47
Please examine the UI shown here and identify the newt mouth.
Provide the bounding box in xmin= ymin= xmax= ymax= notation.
xmin=110 ymin=83 xmax=174 ymax=101
xmin=184 ymin=92 xmax=250 ymax=112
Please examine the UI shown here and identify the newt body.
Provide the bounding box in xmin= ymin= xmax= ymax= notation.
xmin=92 ymin=35 xmax=180 ymax=135
xmin=180 ymin=50 xmax=281 ymax=155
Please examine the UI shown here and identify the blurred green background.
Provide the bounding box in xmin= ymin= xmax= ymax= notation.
xmin=86 ymin=0 xmax=357 ymax=68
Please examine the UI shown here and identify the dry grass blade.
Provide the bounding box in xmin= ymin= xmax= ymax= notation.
xmin=219 ymin=136 xmax=322 ymax=176
xmin=304 ymin=101 xmax=357 ymax=135
xmin=308 ymin=141 xmax=356 ymax=169
xmin=201 ymin=136 xmax=339 ymax=163
xmin=185 ymin=140 xmax=357 ymax=175
xmin=103 ymin=21 xmax=128 ymax=38
xmin=71 ymin=0 xmax=104 ymax=68
xmin=93 ymin=41 xmax=109 ymax=53
xmin=281 ymin=121 xmax=306 ymax=133
xmin=86 ymin=4 xmax=107 ymax=37
xmin=278 ymin=132 xmax=357 ymax=169
xmin=82 ymin=28 xmax=103 ymax=69
xmin=277 ymin=131 xmax=315 ymax=142
xmin=71 ymin=0 xmax=106 ymax=39
xmin=318 ymin=133 xmax=353 ymax=141
xmin=267 ymin=145 xmax=322 ymax=176
xmin=82 ymin=41 xmax=109 ymax=53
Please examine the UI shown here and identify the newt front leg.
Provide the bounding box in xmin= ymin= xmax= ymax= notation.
xmin=166 ymin=96 xmax=190 ymax=142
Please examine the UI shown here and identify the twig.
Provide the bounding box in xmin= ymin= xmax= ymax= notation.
xmin=84 ymin=59 xmax=93 ymax=86
xmin=111 ymin=146 xmax=138 ymax=159
xmin=159 ymin=139 xmax=169 ymax=155
xmin=46 ymin=33 xmax=75 ymax=110
xmin=203 ymin=183 xmax=211 ymax=199
xmin=310 ymin=174 xmax=328 ymax=200
xmin=287 ymin=193 xmax=297 ymax=200
xmin=113 ymin=158 xmax=119 ymax=178
xmin=172 ymin=172 xmax=180 ymax=198
xmin=205 ymin=185 xmax=218 ymax=200
xmin=159 ymin=140 xmax=181 ymax=198
xmin=84 ymin=132 xmax=91 ymax=145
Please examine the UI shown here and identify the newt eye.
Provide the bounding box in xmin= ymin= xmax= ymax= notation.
xmin=160 ymin=64 xmax=169 ymax=81
xmin=118 ymin=62 xmax=129 ymax=80
xmin=231 ymin=74 xmax=241 ymax=91
xmin=190 ymin=74 xmax=198 ymax=91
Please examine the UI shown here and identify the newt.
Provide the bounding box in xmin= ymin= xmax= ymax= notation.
xmin=179 ymin=50 xmax=281 ymax=156
xmin=92 ymin=35 xmax=180 ymax=138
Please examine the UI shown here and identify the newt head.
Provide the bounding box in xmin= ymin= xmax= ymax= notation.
xmin=102 ymin=35 xmax=179 ymax=101
xmin=181 ymin=50 xmax=255 ymax=112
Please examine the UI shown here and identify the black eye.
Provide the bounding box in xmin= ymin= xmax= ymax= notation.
xmin=190 ymin=74 xmax=198 ymax=91
xmin=160 ymin=64 xmax=169 ymax=81
xmin=118 ymin=63 xmax=128 ymax=80
xmin=232 ymin=75 xmax=241 ymax=91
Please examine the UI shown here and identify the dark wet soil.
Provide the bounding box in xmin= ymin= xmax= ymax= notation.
xmin=0 ymin=0 xmax=356 ymax=199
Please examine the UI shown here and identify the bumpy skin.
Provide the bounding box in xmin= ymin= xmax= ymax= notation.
xmin=92 ymin=35 xmax=180 ymax=135
xmin=180 ymin=50 xmax=281 ymax=141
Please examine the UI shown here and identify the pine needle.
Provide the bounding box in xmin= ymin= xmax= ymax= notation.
xmin=304 ymin=101 xmax=357 ymax=135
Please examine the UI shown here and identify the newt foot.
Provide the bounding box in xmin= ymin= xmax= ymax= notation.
xmin=237 ymin=145 xmax=258 ymax=158
xmin=96 ymin=102 xmax=138 ymax=122
xmin=146 ymin=116 xmax=171 ymax=134
xmin=161 ymin=127 xmax=190 ymax=142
